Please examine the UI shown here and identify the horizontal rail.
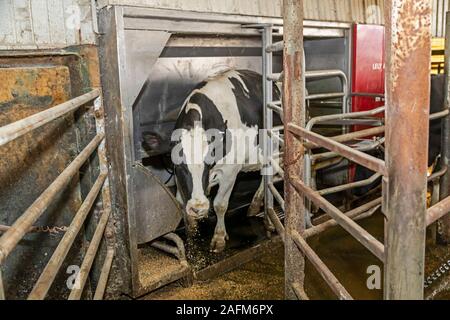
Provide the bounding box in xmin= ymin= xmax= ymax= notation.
xmin=93 ymin=248 xmax=115 ymax=300
xmin=318 ymin=173 xmax=381 ymax=196
xmin=290 ymin=178 xmax=385 ymax=261
xmin=28 ymin=173 xmax=107 ymax=300
xmin=426 ymin=195 xmax=450 ymax=226
xmin=267 ymin=73 xmax=283 ymax=81
xmin=288 ymin=123 xmax=387 ymax=176
xmin=270 ymin=157 xmax=285 ymax=176
xmin=304 ymin=126 xmax=385 ymax=150
xmin=291 ymin=230 xmax=353 ymax=300
xmin=269 ymin=183 xmax=285 ymax=210
xmin=305 ymin=69 xmax=347 ymax=80
xmin=68 ymin=206 xmax=111 ymax=300
xmin=430 ymin=109 xmax=450 ymax=120
xmin=428 ymin=166 xmax=448 ymax=182
xmin=306 ymin=92 xmax=345 ymax=100
xmin=304 ymin=197 xmax=382 ymax=239
xmin=311 ymin=138 xmax=384 ymax=163
xmin=0 ymin=133 xmax=104 ymax=265
xmin=267 ymin=208 xmax=285 ymax=242
xmin=0 ymin=89 xmax=100 ymax=147
xmin=266 ymin=40 xmax=283 ymax=52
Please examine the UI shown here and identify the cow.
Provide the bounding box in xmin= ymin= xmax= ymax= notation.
xmin=170 ymin=69 xmax=281 ymax=253
xmin=353 ymin=74 xmax=446 ymax=196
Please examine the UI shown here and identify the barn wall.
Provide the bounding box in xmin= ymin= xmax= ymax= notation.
xmin=96 ymin=0 xmax=450 ymax=37
xmin=0 ymin=0 xmax=95 ymax=50
xmin=2 ymin=0 xmax=449 ymax=50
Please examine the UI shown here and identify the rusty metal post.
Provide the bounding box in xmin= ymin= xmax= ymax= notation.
xmin=439 ymin=11 xmax=450 ymax=243
xmin=283 ymin=0 xmax=306 ymax=300
xmin=384 ymin=0 xmax=431 ymax=300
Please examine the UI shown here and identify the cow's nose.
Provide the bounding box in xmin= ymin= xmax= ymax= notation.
xmin=191 ymin=208 xmax=200 ymax=214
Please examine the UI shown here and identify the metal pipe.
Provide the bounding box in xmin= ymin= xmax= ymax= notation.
xmin=426 ymin=195 xmax=450 ymax=226
xmin=291 ymin=230 xmax=353 ymax=300
xmin=311 ymin=138 xmax=385 ymax=163
xmin=269 ymin=183 xmax=285 ymax=210
xmin=318 ymin=173 xmax=381 ymax=196
xmin=93 ymin=248 xmax=115 ymax=300
xmin=68 ymin=207 xmax=111 ymax=300
xmin=304 ymin=198 xmax=382 ymax=238
xmin=429 ymin=166 xmax=448 ymax=182
xmin=267 ymin=102 xmax=283 ymax=117
xmin=384 ymin=0 xmax=431 ymax=300
xmin=266 ymin=41 xmax=284 ymax=52
xmin=289 ymin=123 xmax=387 ymax=176
xmin=268 ymin=130 xmax=285 ymax=147
xmin=439 ymin=11 xmax=450 ymax=243
xmin=28 ymin=173 xmax=107 ymax=300
xmin=0 ymin=133 xmax=104 ymax=265
xmin=306 ymin=92 xmax=345 ymax=100
xmin=267 ymin=208 xmax=285 ymax=242
xmin=270 ymin=157 xmax=285 ymax=176
xmin=292 ymin=282 xmax=309 ymax=300
xmin=283 ymin=0 xmax=306 ymax=300
xmin=0 ymin=89 xmax=100 ymax=147
xmin=430 ymin=109 xmax=450 ymax=120
xmin=164 ymin=233 xmax=187 ymax=262
xmin=304 ymin=126 xmax=385 ymax=150
xmin=290 ymin=178 xmax=384 ymax=261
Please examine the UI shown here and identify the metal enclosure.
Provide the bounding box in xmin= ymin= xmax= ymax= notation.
xmin=98 ymin=5 xmax=353 ymax=295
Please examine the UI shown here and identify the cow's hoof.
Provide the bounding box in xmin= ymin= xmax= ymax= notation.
xmin=210 ymin=233 xmax=228 ymax=253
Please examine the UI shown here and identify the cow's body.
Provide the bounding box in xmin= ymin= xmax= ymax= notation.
xmin=172 ymin=69 xmax=281 ymax=252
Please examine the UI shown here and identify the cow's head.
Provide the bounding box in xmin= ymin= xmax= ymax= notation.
xmin=172 ymin=117 xmax=212 ymax=223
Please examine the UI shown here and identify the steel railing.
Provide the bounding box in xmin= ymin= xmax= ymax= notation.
xmin=0 ymin=90 xmax=114 ymax=300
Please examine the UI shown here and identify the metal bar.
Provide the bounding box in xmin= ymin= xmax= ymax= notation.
xmin=0 ymin=268 xmax=4 ymax=300
xmin=283 ymin=0 xmax=306 ymax=300
xmin=426 ymin=195 xmax=450 ymax=226
xmin=68 ymin=207 xmax=111 ymax=300
xmin=0 ymin=133 xmax=104 ymax=265
xmin=292 ymin=282 xmax=309 ymax=300
xmin=270 ymin=157 xmax=285 ymax=176
xmin=267 ymin=102 xmax=283 ymax=117
xmin=318 ymin=173 xmax=381 ymax=196
xmin=304 ymin=126 xmax=385 ymax=150
xmin=268 ymin=73 xmax=283 ymax=81
xmin=291 ymin=230 xmax=353 ymax=300
xmin=28 ymin=173 xmax=107 ymax=300
xmin=0 ymin=89 xmax=100 ymax=147
xmin=429 ymin=166 xmax=448 ymax=182
xmin=290 ymin=178 xmax=385 ymax=261
xmin=384 ymin=0 xmax=431 ymax=300
xmin=268 ymin=130 xmax=285 ymax=147
xmin=288 ymin=123 xmax=387 ymax=176
xmin=93 ymin=248 xmax=115 ymax=300
xmin=269 ymin=183 xmax=285 ymax=211
xmin=267 ymin=208 xmax=285 ymax=242
xmin=439 ymin=11 xmax=450 ymax=243
xmin=306 ymin=92 xmax=345 ymax=100
xmin=266 ymin=40 xmax=283 ymax=52
xmin=430 ymin=109 xmax=450 ymax=120
xmin=311 ymin=138 xmax=384 ymax=163
xmin=304 ymin=198 xmax=382 ymax=239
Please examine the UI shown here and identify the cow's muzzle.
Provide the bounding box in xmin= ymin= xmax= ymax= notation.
xmin=186 ymin=201 xmax=209 ymax=220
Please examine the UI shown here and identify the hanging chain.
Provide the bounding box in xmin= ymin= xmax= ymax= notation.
xmin=424 ymin=258 xmax=450 ymax=288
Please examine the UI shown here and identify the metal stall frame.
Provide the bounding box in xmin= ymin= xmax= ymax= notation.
xmin=97 ymin=5 xmax=361 ymax=297
xmin=282 ymin=0 xmax=450 ymax=300
xmin=0 ymin=88 xmax=115 ymax=300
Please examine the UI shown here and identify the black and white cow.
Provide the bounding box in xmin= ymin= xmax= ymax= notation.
xmin=171 ymin=69 xmax=281 ymax=253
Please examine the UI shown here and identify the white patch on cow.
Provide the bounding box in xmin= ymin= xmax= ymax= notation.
xmin=185 ymin=102 xmax=202 ymax=115
xmin=180 ymin=122 xmax=209 ymax=210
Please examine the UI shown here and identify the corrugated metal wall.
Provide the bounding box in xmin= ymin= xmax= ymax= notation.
xmin=1 ymin=0 xmax=450 ymax=49
xmin=0 ymin=0 xmax=95 ymax=50
xmin=97 ymin=0 xmax=450 ymax=37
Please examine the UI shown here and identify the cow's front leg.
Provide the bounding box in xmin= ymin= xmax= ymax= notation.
xmin=210 ymin=168 xmax=240 ymax=253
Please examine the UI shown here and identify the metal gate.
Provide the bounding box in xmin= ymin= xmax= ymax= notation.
xmin=0 ymin=85 xmax=115 ymax=300
xmin=263 ymin=0 xmax=450 ymax=300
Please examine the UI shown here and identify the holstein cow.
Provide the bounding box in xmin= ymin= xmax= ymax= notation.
xmin=353 ymin=74 xmax=446 ymax=196
xmin=171 ymin=69 xmax=281 ymax=253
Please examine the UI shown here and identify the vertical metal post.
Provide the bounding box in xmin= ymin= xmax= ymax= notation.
xmin=0 ymin=267 xmax=4 ymax=300
xmin=439 ymin=11 xmax=450 ymax=243
xmin=283 ymin=0 xmax=306 ymax=300
xmin=384 ymin=0 xmax=431 ymax=300
xmin=263 ymin=26 xmax=275 ymax=232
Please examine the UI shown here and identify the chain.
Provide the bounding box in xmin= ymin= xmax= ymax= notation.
xmin=31 ymin=226 xmax=68 ymax=234
xmin=424 ymin=258 xmax=450 ymax=288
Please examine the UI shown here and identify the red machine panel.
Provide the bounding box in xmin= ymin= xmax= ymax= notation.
xmin=349 ymin=24 xmax=385 ymax=182
xmin=351 ymin=24 xmax=385 ymax=132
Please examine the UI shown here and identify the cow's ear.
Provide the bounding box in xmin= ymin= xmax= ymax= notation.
xmin=142 ymin=131 xmax=162 ymax=151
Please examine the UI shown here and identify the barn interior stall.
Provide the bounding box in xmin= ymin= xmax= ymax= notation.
xmin=1 ymin=0 xmax=450 ymax=301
